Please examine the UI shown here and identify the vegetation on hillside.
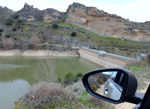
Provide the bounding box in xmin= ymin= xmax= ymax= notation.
xmin=0 ymin=17 xmax=150 ymax=57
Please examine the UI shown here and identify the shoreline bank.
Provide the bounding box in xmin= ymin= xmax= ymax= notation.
xmin=0 ymin=49 xmax=79 ymax=56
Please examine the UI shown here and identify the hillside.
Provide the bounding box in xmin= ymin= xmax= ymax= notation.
xmin=67 ymin=3 xmax=150 ymax=41
xmin=16 ymin=3 xmax=150 ymax=41
xmin=1 ymin=3 xmax=150 ymax=41
xmin=0 ymin=3 xmax=150 ymax=57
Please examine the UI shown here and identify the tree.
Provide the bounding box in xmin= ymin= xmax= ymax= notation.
xmin=29 ymin=33 xmax=40 ymax=49
xmin=52 ymin=23 xmax=58 ymax=29
xmin=71 ymin=32 xmax=76 ymax=37
xmin=0 ymin=28 xmax=3 ymax=32
xmin=13 ymin=15 xmax=19 ymax=19
xmin=12 ymin=27 xmax=17 ymax=31
xmin=2 ymin=33 xmax=15 ymax=49
xmin=5 ymin=19 xmax=13 ymax=26
xmin=17 ymin=19 xmax=24 ymax=25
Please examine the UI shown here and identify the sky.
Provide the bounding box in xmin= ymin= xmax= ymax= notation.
xmin=0 ymin=0 xmax=150 ymax=22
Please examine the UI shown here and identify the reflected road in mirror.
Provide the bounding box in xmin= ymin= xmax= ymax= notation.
xmin=88 ymin=71 xmax=124 ymax=101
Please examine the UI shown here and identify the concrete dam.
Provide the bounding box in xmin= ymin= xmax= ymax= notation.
xmin=79 ymin=47 xmax=136 ymax=68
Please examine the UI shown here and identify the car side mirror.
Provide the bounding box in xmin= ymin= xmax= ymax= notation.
xmin=82 ymin=68 xmax=138 ymax=104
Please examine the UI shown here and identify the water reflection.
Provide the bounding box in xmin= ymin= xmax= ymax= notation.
xmin=0 ymin=79 xmax=30 ymax=109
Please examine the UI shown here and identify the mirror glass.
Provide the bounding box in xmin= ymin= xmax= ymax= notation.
xmin=88 ymin=71 xmax=125 ymax=101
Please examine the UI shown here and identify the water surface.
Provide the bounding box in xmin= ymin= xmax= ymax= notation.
xmin=0 ymin=56 xmax=103 ymax=109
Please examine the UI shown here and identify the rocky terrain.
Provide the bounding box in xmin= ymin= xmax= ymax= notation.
xmin=1 ymin=2 xmax=150 ymax=41
xmin=66 ymin=3 xmax=150 ymax=41
xmin=14 ymin=3 xmax=150 ymax=41
xmin=1 ymin=2 xmax=150 ymax=56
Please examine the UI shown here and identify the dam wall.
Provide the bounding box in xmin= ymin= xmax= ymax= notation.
xmin=79 ymin=47 xmax=136 ymax=68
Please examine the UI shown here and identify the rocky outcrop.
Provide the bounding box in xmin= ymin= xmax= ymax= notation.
xmin=17 ymin=3 xmax=66 ymax=22
xmin=17 ymin=3 xmax=43 ymax=21
xmin=42 ymin=8 xmax=66 ymax=22
xmin=4 ymin=2 xmax=150 ymax=41
xmin=66 ymin=3 xmax=150 ymax=41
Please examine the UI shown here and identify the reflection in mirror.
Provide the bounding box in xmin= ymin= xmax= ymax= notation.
xmin=88 ymin=71 xmax=124 ymax=101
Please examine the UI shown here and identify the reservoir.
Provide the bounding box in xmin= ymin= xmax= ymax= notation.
xmin=0 ymin=56 xmax=103 ymax=109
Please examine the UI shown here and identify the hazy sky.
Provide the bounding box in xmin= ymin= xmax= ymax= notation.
xmin=0 ymin=0 xmax=150 ymax=22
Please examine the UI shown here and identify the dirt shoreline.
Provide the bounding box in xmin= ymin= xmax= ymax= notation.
xmin=0 ymin=49 xmax=79 ymax=56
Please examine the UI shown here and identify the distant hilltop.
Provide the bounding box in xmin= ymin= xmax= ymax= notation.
xmin=1 ymin=2 xmax=150 ymax=41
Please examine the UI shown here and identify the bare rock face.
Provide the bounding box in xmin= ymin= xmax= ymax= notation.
xmin=17 ymin=3 xmax=66 ymax=22
xmin=66 ymin=3 xmax=150 ymax=41
xmin=42 ymin=8 xmax=66 ymax=22
xmin=17 ymin=3 xmax=43 ymax=21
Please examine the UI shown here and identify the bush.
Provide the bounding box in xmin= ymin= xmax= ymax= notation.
xmin=13 ymin=15 xmax=19 ymax=19
xmin=52 ymin=23 xmax=58 ymax=29
xmin=12 ymin=27 xmax=17 ymax=31
xmin=5 ymin=34 xmax=11 ymax=38
xmin=57 ymin=77 xmax=62 ymax=83
xmin=0 ymin=33 xmax=1 ymax=36
xmin=63 ymin=72 xmax=76 ymax=85
xmin=5 ymin=19 xmax=13 ymax=26
xmin=76 ymin=72 xmax=83 ymax=78
xmin=15 ymin=82 xmax=82 ymax=108
xmin=17 ymin=19 xmax=24 ymax=25
xmin=2 ymin=37 xmax=14 ymax=49
xmin=0 ymin=28 xmax=3 ymax=32
xmin=71 ymin=32 xmax=76 ymax=37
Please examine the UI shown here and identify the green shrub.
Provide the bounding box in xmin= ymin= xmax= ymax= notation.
xmin=57 ymin=77 xmax=62 ymax=83
xmin=71 ymin=32 xmax=76 ymax=37
xmin=17 ymin=19 xmax=24 ymax=25
xmin=14 ymin=37 xmax=17 ymax=40
xmin=12 ymin=27 xmax=17 ymax=31
xmin=5 ymin=34 xmax=11 ymax=38
xmin=0 ymin=33 xmax=2 ymax=36
xmin=63 ymin=72 xmax=76 ymax=85
xmin=52 ymin=23 xmax=58 ymax=29
xmin=13 ymin=15 xmax=19 ymax=19
xmin=5 ymin=19 xmax=13 ymax=26
xmin=76 ymin=72 xmax=83 ymax=78
xmin=0 ymin=28 xmax=3 ymax=32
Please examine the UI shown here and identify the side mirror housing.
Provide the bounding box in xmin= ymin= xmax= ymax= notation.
xmin=82 ymin=68 xmax=138 ymax=104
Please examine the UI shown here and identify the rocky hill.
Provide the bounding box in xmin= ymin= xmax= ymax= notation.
xmin=1 ymin=3 xmax=150 ymax=56
xmin=12 ymin=2 xmax=150 ymax=41
xmin=17 ymin=3 xmax=66 ymax=22
xmin=1 ymin=2 xmax=150 ymax=41
xmin=66 ymin=3 xmax=150 ymax=41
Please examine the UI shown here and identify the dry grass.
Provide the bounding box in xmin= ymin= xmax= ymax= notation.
xmin=88 ymin=96 xmax=105 ymax=108
xmin=16 ymin=82 xmax=83 ymax=109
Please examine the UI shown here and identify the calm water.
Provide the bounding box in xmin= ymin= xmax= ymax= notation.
xmin=0 ymin=56 xmax=103 ymax=109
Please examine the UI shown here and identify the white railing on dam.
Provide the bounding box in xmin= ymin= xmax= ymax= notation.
xmin=79 ymin=47 xmax=137 ymax=68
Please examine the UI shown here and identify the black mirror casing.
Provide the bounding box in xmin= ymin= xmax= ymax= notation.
xmin=82 ymin=68 xmax=138 ymax=104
